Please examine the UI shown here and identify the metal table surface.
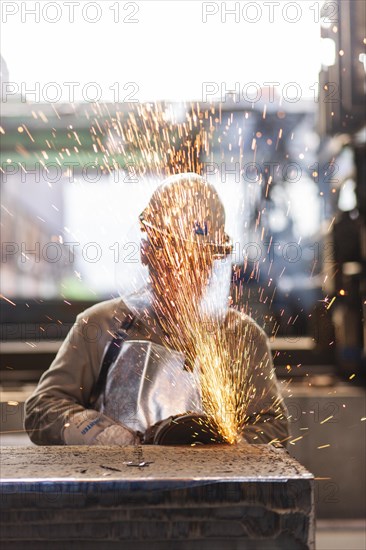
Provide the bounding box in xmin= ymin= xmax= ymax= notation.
xmin=0 ymin=443 xmax=315 ymax=550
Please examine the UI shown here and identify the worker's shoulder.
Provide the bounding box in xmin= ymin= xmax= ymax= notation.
xmin=76 ymin=298 xmax=130 ymax=324
xmin=225 ymin=308 xmax=268 ymax=342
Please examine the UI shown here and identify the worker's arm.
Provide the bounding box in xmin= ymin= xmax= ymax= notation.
xmin=24 ymin=301 xmax=140 ymax=446
xmin=237 ymin=315 xmax=290 ymax=446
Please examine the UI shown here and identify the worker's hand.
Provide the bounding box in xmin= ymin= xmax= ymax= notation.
xmin=143 ymin=418 xmax=167 ymax=445
xmin=143 ymin=413 xmax=226 ymax=445
xmin=94 ymin=424 xmax=141 ymax=446
xmin=62 ymin=409 xmax=140 ymax=446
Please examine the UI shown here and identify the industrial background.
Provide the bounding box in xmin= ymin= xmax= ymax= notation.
xmin=0 ymin=1 xmax=365 ymax=549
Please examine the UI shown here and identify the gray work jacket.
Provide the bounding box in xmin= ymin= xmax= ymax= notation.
xmin=24 ymin=298 xmax=290 ymax=445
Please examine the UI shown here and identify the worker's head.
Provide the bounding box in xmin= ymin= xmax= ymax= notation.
xmin=139 ymin=173 xmax=232 ymax=312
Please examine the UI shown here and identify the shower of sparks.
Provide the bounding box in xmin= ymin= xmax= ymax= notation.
xmin=89 ymin=103 xmax=274 ymax=443
xmin=89 ymin=102 xmax=216 ymax=177
xmin=320 ymin=416 xmax=333 ymax=424
xmin=138 ymin=173 xmax=286 ymax=443
xmin=289 ymin=436 xmax=303 ymax=445
xmin=0 ymin=294 xmax=16 ymax=306
xmin=139 ymin=179 xmax=260 ymax=444
xmin=5 ymin=99 xmax=335 ymax=445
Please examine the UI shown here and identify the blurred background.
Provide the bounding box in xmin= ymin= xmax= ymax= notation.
xmin=0 ymin=1 xmax=365 ymax=546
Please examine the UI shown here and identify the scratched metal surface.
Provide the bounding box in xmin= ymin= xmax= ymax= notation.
xmin=0 ymin=443 xmax=313 ymax=483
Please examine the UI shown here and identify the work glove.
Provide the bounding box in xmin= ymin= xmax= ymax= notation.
xmin=143 ymin=412 xmax=227 ymax=445
xmin=62 ymin=409 xmax=141 ymax=446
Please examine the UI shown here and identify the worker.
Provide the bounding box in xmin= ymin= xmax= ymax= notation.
xmin=24 ymin=173 xmax=289 ymax=446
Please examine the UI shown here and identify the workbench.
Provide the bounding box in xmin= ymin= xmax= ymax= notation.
xmin=0 ymin=443 xmax=314 ymax=549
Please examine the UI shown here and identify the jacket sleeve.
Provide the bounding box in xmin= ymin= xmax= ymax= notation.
xmin=240 ymin=319 xmax=290 ymax=446
xmin=24 ymin=304 xmax=135 ymax=445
